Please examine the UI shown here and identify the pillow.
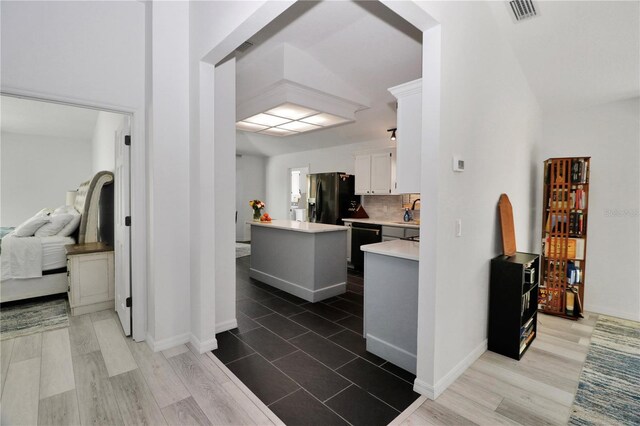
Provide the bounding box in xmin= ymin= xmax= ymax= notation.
xmin=34 ymin=213 xmax=74 ymax=237
xmin=54 ymin=205 xmax=74 ymax=215
xmin=57 ymin=208 xmax=81 ymax=237
xmin=14 ymin=216 xmax=51 ymax=237
xmin=34 ymin=208 xmax=53 ymax=217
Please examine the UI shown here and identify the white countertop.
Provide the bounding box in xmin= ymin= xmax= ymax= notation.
xmin=361 ymin=239 xmax=420 ymax=261
xmin=248 ymin=219 xmax=347 ymax=234
xmin=342 ymin=218 xmax=420 ymax=229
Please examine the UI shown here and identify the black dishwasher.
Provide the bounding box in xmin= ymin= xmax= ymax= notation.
xmin=351 ymin=222 xmax=382 ymax=271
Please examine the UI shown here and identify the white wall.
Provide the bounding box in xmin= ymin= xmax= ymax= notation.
xmin=146 ymin=1 xmax=192 ymax=349
xmin=536 ymin=98 xmax=640 ymax=321
xmin=265 ymin=138 xmax=391 ymax=220
xmin=236 ymin=154 xmax=266 ymax=241
xmin=1 ymin=132 xmax=92 ymax=226
xmin=412 ymin=1 xmax=542 ymax=395
xmin=213 ymin=59 xmax=238 ymax=335
xmin=188 ymin=1 xmax=293 ymax=349
xmin=1 ymin=0 xmax=148 ymax=340
xmin=1 ymin=1 xmax=145 ymax=112
xmin=91 ymin=111 xmax=124 ymax=173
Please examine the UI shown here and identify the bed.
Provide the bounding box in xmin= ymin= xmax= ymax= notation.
xmin=0 ymin=171 xmax=114 ymax=303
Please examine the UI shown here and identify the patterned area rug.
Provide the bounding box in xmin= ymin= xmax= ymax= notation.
xmin=236 ymin=242 xmax=251 ymax=258
xmin=1 ymin=296 xmax=69 ymax=340
xmin=569 ymin=315 xmax=640 ymax=425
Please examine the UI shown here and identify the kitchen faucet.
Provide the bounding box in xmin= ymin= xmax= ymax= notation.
xmin=411 ymin=198 xmax=421 ymax=210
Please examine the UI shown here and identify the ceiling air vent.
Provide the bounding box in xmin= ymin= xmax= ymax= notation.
xmin=509 ymin=0 xmax=537 ymax=21
xmin=236 ymin=41 xmax=254 ymax=53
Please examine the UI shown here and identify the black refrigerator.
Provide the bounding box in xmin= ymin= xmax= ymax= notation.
xmin=307 ymin=173 xmax=357 ymax=225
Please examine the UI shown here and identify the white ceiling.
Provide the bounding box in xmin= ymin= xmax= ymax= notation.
xmin=1 ymin=95 xmax=99 ymax=140
xmin=236 ymin=1 xmax=639 ymax=157
xmin=488 ymin=0 xmax=640 ymax=112
xmin=235 ymin=0 xmax=422 ymax=157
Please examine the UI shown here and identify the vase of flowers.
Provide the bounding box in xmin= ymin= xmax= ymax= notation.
xmin=249 ymin=199 xmax=265 ymax=221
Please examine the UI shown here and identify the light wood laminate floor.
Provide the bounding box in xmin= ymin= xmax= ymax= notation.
xmin=394 ymin=312 xmax=598 ymax=426
xmin=1 ymin=306 xmax=597 ymax=426
xmin=0 ymin=309 xmax=283 ymax=426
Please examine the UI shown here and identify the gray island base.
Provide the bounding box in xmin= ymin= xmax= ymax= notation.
xmin=362 ymin=239 xmax=419 ymax=374
xmin=249 ymin=220 xmax=348 ymax=302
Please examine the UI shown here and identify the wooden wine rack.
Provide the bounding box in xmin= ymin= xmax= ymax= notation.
xmin=539 ymin=157 xmax=590 ymax=319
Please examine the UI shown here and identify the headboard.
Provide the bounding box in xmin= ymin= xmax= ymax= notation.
xmin=73 ymin=171 xmax=114 ymax=244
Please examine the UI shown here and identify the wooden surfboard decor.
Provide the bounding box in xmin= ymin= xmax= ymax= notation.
xmin=498 ymin=193 xmax=516 ymax=256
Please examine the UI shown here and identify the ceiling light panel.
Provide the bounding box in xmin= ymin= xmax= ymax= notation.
xmin=236 ymin=121 xmax=268 ymax=132
xmin=300 ymin=113 xmax=349 ymax=126
xmin=244 ymin=113 xmax=291 ymax=127
xmin=259 ymin=127 xmax=298 ymax=136
xmin=277 ymin=121 xmax=322 ymax=132
xmin=266 ymin=103 xmax=318 ymax=120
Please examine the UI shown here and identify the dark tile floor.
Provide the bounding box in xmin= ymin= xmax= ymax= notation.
xmin=213 ymin=256 xmax=419 ymax=426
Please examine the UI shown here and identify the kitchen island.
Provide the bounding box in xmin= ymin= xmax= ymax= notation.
xmin=361 ymin=239 xmax=419 ymax=373
xmin=249 ymin=220 xmax=347 ymax=302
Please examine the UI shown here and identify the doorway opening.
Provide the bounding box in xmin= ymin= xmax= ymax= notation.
xmin=0 ymin=94 xmax=133 ymax=337
xmin=288 ymin=166 xmax=309 ymax=221
xmin=209 ymin=0 xmax=440 ymax=422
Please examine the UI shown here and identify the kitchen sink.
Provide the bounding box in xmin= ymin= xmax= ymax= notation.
xmin=391 ymin=221 xmax=419 ymax=225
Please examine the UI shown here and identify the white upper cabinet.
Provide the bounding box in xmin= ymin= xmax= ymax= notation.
xmin=370 ymin=152 xmax=392 ymax=194
xmin=354 ymin=154 xmax=372 ymax=194
xmin=354 ymin=149 xmax=396 ymax=195
xmin=389 ymin=78 xmax=422 ymax=194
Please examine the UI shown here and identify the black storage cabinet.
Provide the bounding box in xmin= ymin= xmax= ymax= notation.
xmin=488 ymin=252 xmax=539 ymax=360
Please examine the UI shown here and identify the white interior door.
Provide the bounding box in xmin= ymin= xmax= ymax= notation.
xmin=115 ymin=116 xmax=131 ymax=336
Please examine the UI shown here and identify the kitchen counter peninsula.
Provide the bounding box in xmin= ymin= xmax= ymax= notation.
xmin=248 ymin=220 xmax=347 ymax=302
xmin=360 ymin=239 xmax=419 ymax=261
xmin=361 ymin=239 xmax=419 ymax=373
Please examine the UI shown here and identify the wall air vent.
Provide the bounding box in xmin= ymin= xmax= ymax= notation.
xmin=509 ymin=0 xmax=537 ymax=21
xmin=236 ymin=41 xmax=254 ymax=53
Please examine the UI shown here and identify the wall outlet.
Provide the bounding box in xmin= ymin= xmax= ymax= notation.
xmin=455 ymin=218 xmax=462 ymax=237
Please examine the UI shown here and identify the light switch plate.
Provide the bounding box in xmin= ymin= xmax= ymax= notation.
xmin=453 ymin=157 xmax=465 ymax=172
xmin=455 ymin=218 xmax=462 ymax=237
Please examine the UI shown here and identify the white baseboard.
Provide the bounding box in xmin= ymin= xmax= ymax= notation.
xmin=190 ymin=333 xmax=218 ymax=353
xmin=583 ymin=303 xmax=639 ymax=322
xmin=146 ymin=332 xmax=191 ymax=352
xmin=366 ymin=333 xmax=416 ymax=374
xmin=216 ymin=319 xmax=238 ymax=334
xmin=144 ymin=323 xmax=231 ymax=354
xmin=413 ymin=339 xmax=487 ymax=400
xmin=433 ymin=339 xmax=487 ymax=397
xmin=249 ymin=268 xmax=346 ymax=302
xmin=413 ymin=378 xmax=435 ymax=399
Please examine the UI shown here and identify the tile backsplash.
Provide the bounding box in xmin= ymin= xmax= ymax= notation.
xmin=361 ymin=194 xmax=420 ymax=221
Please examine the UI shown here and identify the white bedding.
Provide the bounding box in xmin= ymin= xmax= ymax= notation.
xmin=1 ymin=233 xmax=74 ymax=280
xmin=42 ymin=235 xmax=75 ymax=271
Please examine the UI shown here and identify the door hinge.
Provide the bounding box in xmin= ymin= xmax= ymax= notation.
xmin=124 ymin=135 xmax=131 ymax=146
xmin=125 ymin=216 xmax=131 ymax=226
xmin=126 ymin=297 xmax=132 ymax=308
xmin=389 ymin=189 xmax=391 ymax=194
